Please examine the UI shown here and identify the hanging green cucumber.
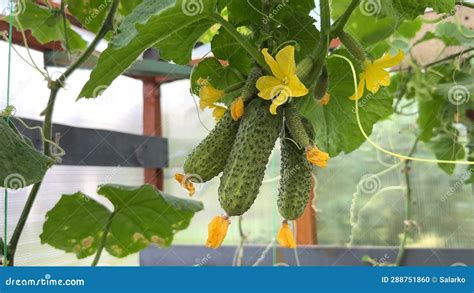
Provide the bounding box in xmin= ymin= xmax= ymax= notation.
xmin=183 ymin=112 xmax=240 ymax=182
xmin=219 ymin=98 xmax=283 ymax=216
xmin=277 ymin=115 xmax=315 ymax=220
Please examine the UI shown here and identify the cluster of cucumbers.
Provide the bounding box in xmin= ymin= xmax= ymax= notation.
xmin=183 ymin=95 xmax=314 ymax=221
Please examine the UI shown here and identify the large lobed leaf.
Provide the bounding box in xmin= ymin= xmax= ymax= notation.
xmin=427 ymin=134 xmax=465 ymax=175
xmin=78 ymin=0 xmax=217 ymax=99
xmin=11 ymin=0 xmax=87 ymax=52
xmin=331 ymin=0 xmax=456 ymax=47
xmin=297 ymin=49 xmax=393 ymax=157
xmin=40 ymin=184 xmax=203 ymax=259
xmin=0 ymin=119 xmax=54 ymax=189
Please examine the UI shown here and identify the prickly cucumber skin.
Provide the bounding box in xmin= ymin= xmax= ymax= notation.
xmin=219 ymin=99 xmax=283 ymax=216
xmin=277 ymin=137 xmax=312 ymax=220
xmin=183 ymin=112 xmax=239 ymax=182
xmin=278 ymin=117 xmax=315 ymax=220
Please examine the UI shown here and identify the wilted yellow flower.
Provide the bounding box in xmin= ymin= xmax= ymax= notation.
xmin=198 ymin=78 xmax=224 ymax=110
xmin=319 ymin=93 xmax=330 ymax=106
xmin=206 ymin=215 xmax=230 ymax=249
xmin=277 ymin=221 xmax=296 ymax=248
xmin=212 ymin=105 xmax=227 ymax=121
xmin=230 ymin=96 xmax=244 ymax=121
xmin=350 ymin=51 xmax=404 ymax=100
xmin=256 ymin=45 xmax=309 ymax=114
xmin=306 ymin=146 xmax=330 ymax=168
xmin=174 ymin=173 xmax=195 ymax=196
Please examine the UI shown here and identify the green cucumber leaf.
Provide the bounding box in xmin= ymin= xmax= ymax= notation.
xmin=40 ymin=184 xmax=203 ymax=259
xmin=227 ymin=0 xmax=262 ymax=25
xmin=394 ymin=18 xmax=423 ymax=39
xmin=390 ymin=0 xmax=455 ymax=19
xmin=417 ymin=98 xmax=445 ymax=142
xmin=427 ymin=134 xmax=465 ymax=175
xmin=297 ymin=49 xmax=393 ymax=157
xmin=11 ymin=1 xmax=87 ymax=52
xmin=78 ymin=0 xmax=217 ymax=99
xmin=40 ymin=192 xmax=111 ymax=259
xmin=66 ymin=0 xmax=146 ymax=34
xmin=331 ymin=0 xmax=455 ymax=47
xmin=273 ymin=11 xmax=319 ymax=63
xmin=119 ymin=0 xmax=145 ymax=17
xmin=211 ymin=27 xmax=252 ymax=74
xmin=66 ymin=0 xmax=110 ymax=34
xmin=190 ymin=57 xmax=244 ymax=103
xmin=415 ymin=22 xmax=474 ymax=47
xmin=0 ymin=119 xmax=54 ymax=189
xmin=228 ymin=0 xmax=314 ymax=26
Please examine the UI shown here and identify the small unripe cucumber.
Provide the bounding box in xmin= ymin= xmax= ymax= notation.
xmin=277 ymin=117 xmax=314 ymax=220
xmin=313 ymin=66 xmax=329 ymax=100
xmin=339 ymin=31 xmax=366 ymax=62
xmin=219 ymin=99 xmax=283 ymax=216
xmin=183 ymin=112 xmax=239 ymax=182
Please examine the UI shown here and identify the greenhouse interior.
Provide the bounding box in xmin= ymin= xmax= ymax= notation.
xmin=0 ymin=0 xmax=473 ymax=269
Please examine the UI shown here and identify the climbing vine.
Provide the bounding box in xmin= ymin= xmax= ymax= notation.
xmin=1 ymin=0 xmax=473 ymax=266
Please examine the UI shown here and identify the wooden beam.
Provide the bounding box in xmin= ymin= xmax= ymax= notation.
xmin=15 ymin=118 xmax=168 ymax=168
xmin=296 ymin=177 xmax=317 ymax=245
xmin=143 ymin=78 xmax=164 ymax=190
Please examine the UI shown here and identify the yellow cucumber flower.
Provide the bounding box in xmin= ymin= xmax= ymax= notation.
xmin=306 ymin=146 xmax=330 ymax=168
xmin=319 ymin=92 xmax=330 ymax=106
xmin=256 ymin=45 xmax=309 ymax=114
xmin=212 ymin=105 xmax=227 ymax=121
xmin=230 ymin=96 xmax=244 ymax=121
xmin=206 ymin=215 xmax=230 ymax=249
xmin=198 ymin=78 xmax=224 ymax=110
xmin=277 ymin=221 xmax=296 ymax=248
xmin=174 ymin=173 xmax=196 ymax=196
xmin=350 ymin=50 xmax=404 ymax=100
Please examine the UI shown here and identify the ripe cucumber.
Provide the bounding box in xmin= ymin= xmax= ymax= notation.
xmin=277 ymin=116 xmax=314 ymax=220
xmin=183 ymin=112 xmax=239 ymax=182
xmin=219 ymin=99 xmax=283 ymax=216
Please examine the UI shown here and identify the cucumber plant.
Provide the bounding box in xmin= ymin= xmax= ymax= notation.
xmin=1 ymin=0 xmax=472 ymax=266
xmin=0 ymin=0 xmax=203 ymax=266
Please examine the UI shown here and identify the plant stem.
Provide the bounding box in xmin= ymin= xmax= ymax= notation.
xmin=262 ymin=0 xmax=272 ymax=50
xmin=331 ymin=0 xmax=361 ymax=38
xmin=210 ymin=13 xmax=268 ymax=72
xmin=307 ymin=0 xmax=331 ymax=86
xmin=6 ymin=0 xmax=120 ymax=266
xmin=91 ymin=212 xmax=115 ymax=266
xmin=395 ymin=137 xmax=419 ymax=266
xmin=234 ymin=216 xmax=247 ymax=266
xmin=60 ymin=0 xmax=70 ymax=53
xmin=425 ymin=47 xmax=474 ymax=68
